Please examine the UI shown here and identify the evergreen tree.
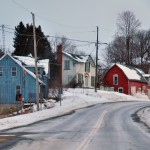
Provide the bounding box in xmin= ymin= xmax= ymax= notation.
xmin=13 ymin=21 xmax=27 ymax=55
xmin=12 ymin=22 xmax=53 ymax=60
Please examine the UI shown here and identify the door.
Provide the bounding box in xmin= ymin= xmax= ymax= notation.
xmin=85 ymin=77 xmax=89 ymax=87
xmin=131 ymin=86 xmax=136 ymax=95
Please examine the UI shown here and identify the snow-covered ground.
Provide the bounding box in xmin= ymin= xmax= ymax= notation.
xmin=0 ymin=88 xmax=149 ymax=131
xmin=137 ymin=107 xmax=150 ymax=128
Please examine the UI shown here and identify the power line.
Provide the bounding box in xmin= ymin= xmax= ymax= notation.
xmin=11 ymin=0 xmax=94 ymax=29
xmin=49 ymin=35 xmax=96 ymax=44
xmin=36 ymin=13 xmax=94 ymax=29
xmin=0 ymin=27 xmax=108 ymax=49
xmin=4 ymin=26 xmax=15 ymax=31
xmin=11 ymin=0 xmax=31 ymax=13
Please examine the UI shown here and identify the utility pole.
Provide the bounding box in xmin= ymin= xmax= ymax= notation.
xmin=32 ymin=12 xmax=39 ymax=111
xmin=95 ymin=26 xmax=99 ymax=92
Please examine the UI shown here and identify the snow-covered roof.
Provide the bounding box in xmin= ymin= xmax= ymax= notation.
xmin=13 ymin=56 xmax=49 ymax=74
xmin=62 ymin=51 xmax=89 ymax=63
xmin=0 ymin=54 xmax=45 ymax=85
xmin=115 ymin=64 xmax=148 ymax=83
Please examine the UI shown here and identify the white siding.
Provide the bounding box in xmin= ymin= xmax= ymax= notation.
xmin=62 ymin=54 xmax=75 ymax=86
xmin=62 ymin=54 xmax=95 ymax=88
xmin=75 ymin=62 xmax=95 ymax=88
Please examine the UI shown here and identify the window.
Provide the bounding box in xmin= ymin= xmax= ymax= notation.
xmin=16 ymin=85 xmax=21 ymax=94
xmin=12 ymin=67 xmax=17 ymax=76
xmin=78 ymin=73 xmax=83 ymax=84
xmin=113 ymin=74 xmax=118 ymax=85
xmin=64 ymin=60 xmax=70 ymax=70
xmin=85 ymin=62 xmax=90 ymax=72
xmin=91 ymin=76 xmax=95 ymax=87
xmin=0 ymin=67 xmax=3 ymax=76
xmin=16 ymin=85 xmax=22 ymax=101
xmin=34 ymin=68 xmax=40 ymax=75
xmin=118 ymin=87 xmax=123 ymax=93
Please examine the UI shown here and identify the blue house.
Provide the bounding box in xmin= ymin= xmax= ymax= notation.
xmin=0 ymin=54 xmax=49 ymax=104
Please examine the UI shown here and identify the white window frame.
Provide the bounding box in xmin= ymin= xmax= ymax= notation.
xmin=118 ymin=87 xmax=123 ymax=93
xmin=113 ymin=74 xmax=118 ymax=85
xmin=11 ymin=67 xmax=17 ymax=77
xmin=0 ymin=66 xmax=3 ymax=76
xmin=64 ymin=60 xmax=70 ymax=70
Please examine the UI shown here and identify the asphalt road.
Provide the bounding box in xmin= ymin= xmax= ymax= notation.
xmin=0 ymin=101 xmax=150 ymax=150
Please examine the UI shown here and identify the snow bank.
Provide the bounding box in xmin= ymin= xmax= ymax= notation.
xmin=137 ymin=107 xmax=150 ymax=128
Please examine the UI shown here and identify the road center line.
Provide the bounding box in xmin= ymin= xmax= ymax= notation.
xmin=77 ymin=109 xmax=109 ymax=150
xmin=0 ymin=135 xmax=15 ymax=136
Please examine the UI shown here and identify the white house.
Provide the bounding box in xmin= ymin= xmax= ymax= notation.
xmin=62 ymin=51 xmax=95 ymax=88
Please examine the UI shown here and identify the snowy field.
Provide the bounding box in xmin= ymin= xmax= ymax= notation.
xmin=0 ymin=88 xmax=149 ymax=131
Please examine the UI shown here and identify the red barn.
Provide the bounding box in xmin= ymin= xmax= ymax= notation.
xmin=103 ymin=64 xmax=150 ymax=95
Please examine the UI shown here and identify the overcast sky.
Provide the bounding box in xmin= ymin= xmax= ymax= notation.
xmin=0 ymin=0 xmax=150 ymax=60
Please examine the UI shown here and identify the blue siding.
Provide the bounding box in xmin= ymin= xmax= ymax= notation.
xmin=25 ymin=66 xmax=35 ymax=73
xmin=0 ymin=55 xmax=46 ymax=104
xmin=25 ymin=66 xmax=44 ymax=75
xmin=0 ymin=55 xmax=22 ymax=103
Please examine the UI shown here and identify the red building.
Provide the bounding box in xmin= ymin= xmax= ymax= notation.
xmin=103 ymin=64 xmax=150 ymax=95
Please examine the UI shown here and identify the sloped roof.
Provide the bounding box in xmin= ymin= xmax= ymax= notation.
xmin=13 ymin=55 xmax=49 ymax=74
xmin=0 ymin=54 xmax=45 ymax=85
xmin=62 ymin=51 xmax=90 ymax=63
xmin=115 ymin=64 xmax=148 ymax=83
xmin=62 ymin=51 xmax=95 ymax=67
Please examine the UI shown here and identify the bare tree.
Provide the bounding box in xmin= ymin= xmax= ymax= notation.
xmin=117 ymin=11 xmax=141 ymax=65
xmin=50 ymin=35 xmax=86 ymax=55
xmin=133 ymin=30 xmax=150 ymax=64
xmin=104 ymin=35 xmax=127 ymax=65
xmin=51 ymin=35 xmax=77 ymax=53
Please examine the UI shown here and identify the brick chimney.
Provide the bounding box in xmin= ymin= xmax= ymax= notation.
xmin=57 ymin=45 xmax=62 ymax=88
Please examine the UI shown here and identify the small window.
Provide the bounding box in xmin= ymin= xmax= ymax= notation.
xmin=12 ymin=67 xmax=17 ymax=77
xmin=113 ymin=74 xmax=118 ymax=85
xmin=78 ymin=73 xmax=83 ymax=84
xmin=34 ymin=68 xmax=40 ymax=75
xmin=85 ymin=62 xmax=90 ymax=72
xmin=118 ymin=87 xmax=123 ymax=93
xmin=0 ymin=67 xmax=3 ymax=76
xmin=16 ymin=85 xmax=21 ymax=94
xmin=64 ymin=60 xmax=70 ymax=70
xmin=91 ymin=76 xmax=95 ymax=87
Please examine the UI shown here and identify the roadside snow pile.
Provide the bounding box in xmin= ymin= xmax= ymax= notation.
xmin=66 ymin=88 xmax=148 ymax=102
xmin=137 ymin=107 xmax=150 ymax=128
xmin=134 ymin=92 xmax=149 ymax=99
